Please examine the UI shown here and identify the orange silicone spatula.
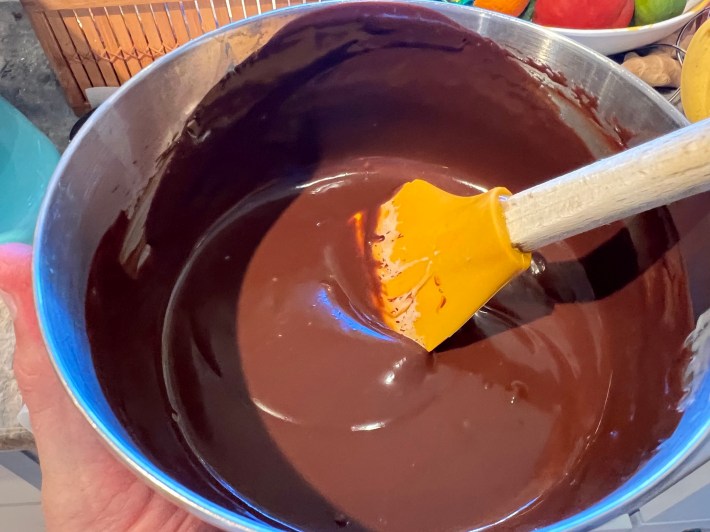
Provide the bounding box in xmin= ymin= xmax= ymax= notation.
xmin=368 ymin=119 xmax=710 ymax=351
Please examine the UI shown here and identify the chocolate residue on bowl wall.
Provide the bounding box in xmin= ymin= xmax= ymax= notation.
xmin=85 ymin=3 xmax=693 ymax=530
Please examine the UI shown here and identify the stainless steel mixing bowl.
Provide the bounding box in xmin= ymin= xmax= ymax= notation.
xmin=33 ymin=1 xmax=710 ymax=530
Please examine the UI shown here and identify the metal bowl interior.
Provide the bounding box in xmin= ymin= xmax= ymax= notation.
xmin=34 ymin=1 xmax=709 ymax=530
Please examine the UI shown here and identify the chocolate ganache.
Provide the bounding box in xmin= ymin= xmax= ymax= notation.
xmin=85 ymin=3 xmax=693 ymax=530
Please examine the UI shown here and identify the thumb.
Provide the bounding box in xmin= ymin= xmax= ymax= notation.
xmin=0 ymin=245 xmax=179 ymax=530
xmin=0 ymin=243 xmax=126 ymax=477
xmin=0 ymin=243 xmax=64 ymax=415
xmin=0 ymin=243 xmax=87 ymax=438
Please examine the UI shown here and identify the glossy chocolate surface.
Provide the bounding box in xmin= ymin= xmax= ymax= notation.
xmin=86 ymin=4 xmax=692 ymax=530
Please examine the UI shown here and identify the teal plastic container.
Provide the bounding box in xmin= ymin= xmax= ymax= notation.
xmin=0 ymin=97 xmax=60 ymax=244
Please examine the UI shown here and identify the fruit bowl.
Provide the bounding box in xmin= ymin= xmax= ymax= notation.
xmin=443 ymin=0 xmax=708 ymax=55
xmin=547 ymin=0 xmax=708 ymax=55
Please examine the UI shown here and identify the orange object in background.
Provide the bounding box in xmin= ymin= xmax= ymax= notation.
xmin=534 ymin=0 xmax=634 ymax=29
xmin=473 ymin=0 xmax=530 ymax=17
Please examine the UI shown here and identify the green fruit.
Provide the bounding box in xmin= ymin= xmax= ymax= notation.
xmin=633 ymin=0 xmax=686 ymax=26
xmin=520 ymin=0 xmax=536 ymax=20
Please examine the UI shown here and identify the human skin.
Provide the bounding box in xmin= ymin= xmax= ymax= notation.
xmin=0 ymin=243 xmax=216 ymax=532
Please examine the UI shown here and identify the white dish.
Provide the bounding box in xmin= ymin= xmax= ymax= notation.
xmin=551 ymin=0 xmax=708 ymax=56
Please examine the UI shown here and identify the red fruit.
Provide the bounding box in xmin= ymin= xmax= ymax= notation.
xmin=534 ymin=0 xmax=635 ymax=29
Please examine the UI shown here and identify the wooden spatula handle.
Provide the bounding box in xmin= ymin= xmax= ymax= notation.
xmin=504 ymin=119 xmax=710 ymax=252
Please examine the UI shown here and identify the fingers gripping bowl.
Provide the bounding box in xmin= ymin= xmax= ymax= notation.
xmin=33 ymin=2 xmax=710 ymax=531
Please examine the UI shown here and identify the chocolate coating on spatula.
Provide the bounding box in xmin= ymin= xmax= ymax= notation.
xmin=85 ymin=3 xmax=693 ymax=530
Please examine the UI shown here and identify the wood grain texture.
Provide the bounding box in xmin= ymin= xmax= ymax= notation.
xmin=134 ymin=5 xmax=170 ymax=59
xmin=22 ymin=9 xmax=88 ymax=113
xmin=44 ymin=11 xmax=93 ymax=90
xmin=74 ymin=8 xmax=121 ymax=86
xmin=59 ymin=10 xmax=106 ymax=86
xmin=120 ymin=5 xmax=154 ymax=67
xmin=24 ymin=0 xmax=161 ymax=11
xmin=181 ymin=0 xmax=204 ymax=40
xmin=212 ymin=0 xmax=232 ymax=26
xmin=504 ymin=119 xmax=710 ymax=251
xmin=92 ymin=7 xmax=132 ymax=82
xmin=164 ymin=2 xmax=191 ymax=45
xmin=196 ymin=0 xmax=218 ymax=32
xmin=20 ymin=0 xmax=324 ymax=113
xmin=104 ymin=6 xmax=143 ymax=75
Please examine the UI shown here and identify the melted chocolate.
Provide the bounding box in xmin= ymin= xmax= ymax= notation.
xmin=85 ymin=3 xmax=693 ymax=530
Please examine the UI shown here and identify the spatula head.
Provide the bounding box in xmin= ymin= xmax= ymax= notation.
xmin=369 ymin=179 xmax=531 ymax=351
